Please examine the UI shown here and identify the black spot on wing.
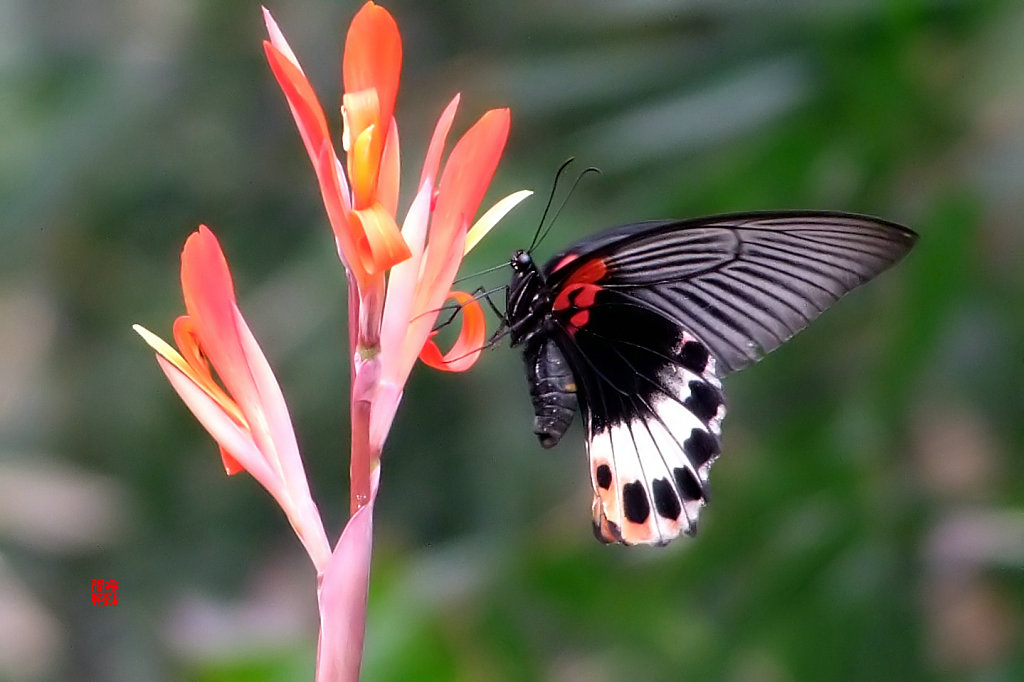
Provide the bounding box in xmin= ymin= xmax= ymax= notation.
xmin=596 ymin=464 xmax=612 ymax=490
xmin=622 ymin=481 xmax=651 ymax=524
xmin=678 ymin=340 xmax=709 ymax=374
xmin=674 ymin=467 xmax=703 ymax=501
xmin=652 ymin=478 xmax=681 ymax=520
xmin=684 ymin=428 xmax=720 ymax=468
xmin=684 ymin=381 xmax=723 ymax=423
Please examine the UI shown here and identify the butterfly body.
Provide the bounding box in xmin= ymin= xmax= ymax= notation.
xmin=507 ymin=211 xmax=917 ymax=546
xmin=509 ymin=251 xmax=579 ymax=448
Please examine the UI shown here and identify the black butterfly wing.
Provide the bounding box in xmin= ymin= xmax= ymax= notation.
xmin=545 ymin=211 xmax=918 ymax=375
xmin=542 ymin=211 xmax=916 ymax=545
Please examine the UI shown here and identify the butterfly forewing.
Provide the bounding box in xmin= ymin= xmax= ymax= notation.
xmin=546 ymin=211 xmax=917 ymax=374
xmin=516 ymin=210 xmax=917 ymax=546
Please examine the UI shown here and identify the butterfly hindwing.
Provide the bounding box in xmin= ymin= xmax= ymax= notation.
xmin=510 ymin=210 xmax=917 ymax=546
xmin=585 ymin=335 xmax=725 ymax=545
xmin=546 ymin=268 xmax=725 ymax=544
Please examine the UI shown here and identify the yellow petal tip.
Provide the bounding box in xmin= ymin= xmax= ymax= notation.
xmin=464 ymin=189 xmax=533 ymax=255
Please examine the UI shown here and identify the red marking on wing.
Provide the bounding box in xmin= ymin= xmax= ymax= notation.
xmin=553 ymin=282 xmax=601 ymax=312
xmin=551 ymin=253 xmax=578 ymax=272
xmin=569 ymin=310 xmax=589 ymax=328
xmin=553 ymin=282 xmax=602 ymax=334
xmin=566 ymin=258 xmax=607 ymax=285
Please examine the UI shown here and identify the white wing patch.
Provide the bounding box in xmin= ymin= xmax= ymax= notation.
xmin=588 ymin=332 xmax=726 ymax=546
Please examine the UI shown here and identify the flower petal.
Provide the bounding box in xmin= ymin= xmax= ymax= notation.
xmin=262 ymin=7 xmax=301 ymax=67
xmin=418 ymin=94 xmax=460 ymax=191
xmin=418 ymin=291 xmax=487 ymax=372
xmin=179 ymin=228 xmax=271 ymax=430
xmin=404 ymin=110 xmax=510 ymax=367
xmin=169 ymin=227 xmax=333 ymax=569
xmin=419 ymin=108 xmax=510 ymax=307
xmin=133 ymin=323 xmax=190 ymax=377
xmin=343 ymin=2 xmax=401 ymax=151
xmin=136 ymin=323 xmax=246 ymax=474
xmin=170 ymin=316 xmax=247 ymax=424
xmin=157 ymin=351 xmax=329 ymax=568
xmin=347 ymin=118 xmax=379 ymax=209
xmin=264 ymin=41 xmax=332 ymax=178
xmin=380 ymin=181 xmax=431 ymax=381
xmin=351 ymin=203 xmax=411 ymax=276
xmin=154 ymin=354 xmax=276 ymax=489
xmin=232 ymin=305 xmax=319 ymax=517
xmin=218 ymin=446 xmax=245 ymax=476
xmin=342 ymin=3 xmax=401 ymax=210
xmin=314 ymin=142 xmax=364 ymax=282
xmin=377 ymin=117 xmax=400 ymax=217
xmin=464 ymin=189 xmax=533 ymax=254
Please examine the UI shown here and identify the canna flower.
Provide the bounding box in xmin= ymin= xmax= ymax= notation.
xmin=133 ymin=226 xmax=331 ymax=571
xmin=264 ymin=3 xmax=408 ymax=292
xmin=263 ymin=5 xmax=529 ymax=678
xmin=263 ymin=6 xmax=528 ymax=677
xmin=139 ymin=4 xmax=525 ymax=680
xmin=263 ymin=3 xmax=530 ymax=468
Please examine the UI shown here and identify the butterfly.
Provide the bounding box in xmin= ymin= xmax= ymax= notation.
xmin=505 ymin=211 xmax=917 ymax=546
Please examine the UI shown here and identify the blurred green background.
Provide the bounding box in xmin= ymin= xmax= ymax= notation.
xmin=2 ymin=0 xmax=1023 ymax=680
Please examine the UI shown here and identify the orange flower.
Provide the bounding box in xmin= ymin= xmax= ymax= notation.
xmin=264 ymin=3 xmax=408 ymax=288
xmin=134 ymin=227 xmax=331 ymax=569
xmin=263 ymin=4 xmax=529 ymax=375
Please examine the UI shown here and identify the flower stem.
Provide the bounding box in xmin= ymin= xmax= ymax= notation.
xmin=350 ymin=391 xmax=374 ymax=514
xmin=348 ymin=272 xmax=385 ymax=515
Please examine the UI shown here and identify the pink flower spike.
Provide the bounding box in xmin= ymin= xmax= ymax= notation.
xmin=141 ymin=4 xmax=530 ymax=680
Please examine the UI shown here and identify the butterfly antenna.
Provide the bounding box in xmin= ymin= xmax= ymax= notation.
xmin=528 ymin=158 xmax=577 ymax=253
xmin=532 ymin=165 xmax=600 ymax=252
xmin=452 ymin=261 xmax=511 ymax=286
xmin=455 ymin=162 xmax=578 ymax=286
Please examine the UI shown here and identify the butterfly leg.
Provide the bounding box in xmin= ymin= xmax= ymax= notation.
xmin=427 ymin=284 xmax=514 ymax=350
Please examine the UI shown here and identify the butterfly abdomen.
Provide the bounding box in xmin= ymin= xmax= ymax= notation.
xmin=523 ymin=335 xmax=577 ymax=448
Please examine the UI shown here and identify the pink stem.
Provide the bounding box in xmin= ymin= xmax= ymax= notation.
xmin=348 ymin=272 xmax=384 ymax=515
xmin=349 ymin=389 xmax=374 ymax=514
